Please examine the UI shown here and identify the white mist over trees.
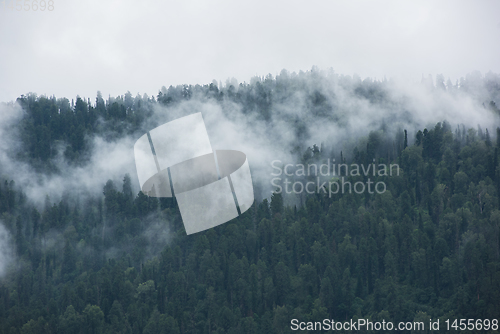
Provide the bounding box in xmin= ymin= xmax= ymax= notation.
xmin=1 ymin=68 xmax=498 ymax=204
xmin=0 ymin=68 xmax=499 ymax=333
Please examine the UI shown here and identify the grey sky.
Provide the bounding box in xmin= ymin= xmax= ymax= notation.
xmin=1 ymin=0 xmax=499 ymax=103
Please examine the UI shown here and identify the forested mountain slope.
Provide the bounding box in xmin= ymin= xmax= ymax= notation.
xmin=0 ymin=69 xmax=499 ymax=333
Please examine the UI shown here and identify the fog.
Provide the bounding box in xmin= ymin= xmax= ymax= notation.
xmin=0 ymin=223 xmax=13 ymax=277
xmin=0 ymin=68 xmax=499 ymax=277
xmin=1 ymin=70 xmax=499 ymax=206
xmin=1 ymin=1 xmax=500 ymax=103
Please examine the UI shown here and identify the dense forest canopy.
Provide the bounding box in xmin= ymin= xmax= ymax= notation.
xmin=0 ymin=68 xmax=499 ymax=333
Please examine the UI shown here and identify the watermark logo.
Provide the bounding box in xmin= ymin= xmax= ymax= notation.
xmin=134 ymin=113 xmax=254 ymax=235
xmin=271 ymin=159 xmax=399 ymax=196
xmin=1 ymin=0 xmax=55 ymax=11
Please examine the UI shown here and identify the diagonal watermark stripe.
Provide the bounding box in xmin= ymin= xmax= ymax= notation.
xmin=134 ymin=113 xmax=254 ymax=234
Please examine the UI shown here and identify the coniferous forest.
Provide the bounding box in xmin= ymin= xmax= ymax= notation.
xmin=0 ymin=69 xmax=500 ymax=333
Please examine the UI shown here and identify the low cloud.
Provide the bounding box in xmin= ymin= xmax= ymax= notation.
xmin=0 ymin=222 xmax=14 ymax=277
xmin=0 ymin=69 xmax=499 ymax=222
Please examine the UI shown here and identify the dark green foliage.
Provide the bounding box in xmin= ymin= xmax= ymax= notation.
xmin=15 ymin=92 xmax=154 ymax=170
xmin=1 ymin=73 xmax=500 ymax=333
xmin=2 ymin=117 xmax=499 ymax=333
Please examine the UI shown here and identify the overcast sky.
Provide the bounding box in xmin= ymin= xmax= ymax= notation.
xmin=1 ymin=0 xmax=499 ymax=103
